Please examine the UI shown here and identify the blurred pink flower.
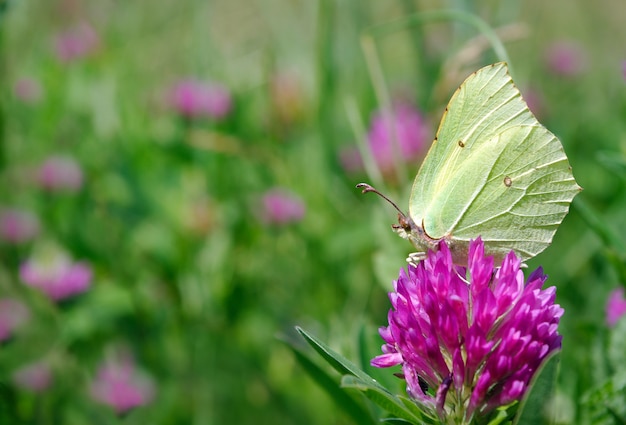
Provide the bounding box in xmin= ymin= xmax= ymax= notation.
xmin=37 ymin=155 xmax=84 ymax=192
xmin=338 ymin=146 xmax=365 ymax=174
xmin=606 ymin=287 xmax=626 ymax=327
xmin=55 ymin=22 xmax=99 ymax=62
xmin=0 ymin=298 xmax=30 ymax=342
xmin=20 ymin=253 xmax=92 ymax=301
xmin=270 ymin=73 xmax=304 ymax=124
xmin=169 ymin=80 xmax=232 ymax=120
xmin=0 ymin=208 xmax=40 ymax=244
xmin=13 ymin=78 xmax=43 ymax=104
xmin=522 ymin=88 xmax=545 ymax=119
xmin=12 ymin=361 xmax=53 ymax=393
xmin=262 ymin=189 xmax=305 ymax=224
xmin=90 ymin=355 xmax=155 ymax=414
xmin=367 ymin=101 xmax=429 ymax=173
xmin=544 ymin=41 xmax=587 ymax=77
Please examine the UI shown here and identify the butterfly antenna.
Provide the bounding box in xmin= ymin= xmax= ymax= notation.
xmin=356 ymin=183 xmax=408 ymax=219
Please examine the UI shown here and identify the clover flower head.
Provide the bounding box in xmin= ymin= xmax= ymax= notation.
xmin=372 ymin=238 xmax=563 ymax=423
xmin=606 ymin=287 xmax=626 ymax=327
xmin=544 ymin=41 xmax=587 ymax=77
xmin=261 ymin=188 xmax=305 ymax=224
xmin=14 ymin=78 xmax=43 ymax=104
xmin=12 ymin=361 xmax=53 ymax=393
xmin=0 ymin=208 xmax=40 ymax=244
xmin=169 ymin=79 xmax=232 ymax=120
xmin=270 ymin=72 xmax=305 ymax=124
xmin=38 ymin=155 xmax=84 ymax=192
xmin=367 ymin=101 xmax=429 ymax=173
xmin=20 ymin=252 xmax=92 ymax=302
xmin=90 ymin=354 xmax=155 ymax=414
xmin=55 ymin=22 xmax=99 ymax=62
xmin=0 ymin=298 xmax=30 ymax=342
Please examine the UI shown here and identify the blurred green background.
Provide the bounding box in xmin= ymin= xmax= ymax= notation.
xmin=1 ymin=0 xmax=626 ymax=424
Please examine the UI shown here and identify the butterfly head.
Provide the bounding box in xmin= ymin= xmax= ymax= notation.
xmin=392 ymin=212 xmax=417 ymax=240
xmin=357 ymin=182 xmax=443 ymax=264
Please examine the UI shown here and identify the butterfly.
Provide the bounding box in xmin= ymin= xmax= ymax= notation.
xmin=359 ymin=62 xmax=581 ymax=265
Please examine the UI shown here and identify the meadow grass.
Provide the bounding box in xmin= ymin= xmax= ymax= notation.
xmin=1 ymin=1 xmax=626 ymax=423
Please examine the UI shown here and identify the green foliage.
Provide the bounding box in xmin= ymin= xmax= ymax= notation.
xmin=581 ymin=371 xmax=626 ymax=425
xmin=580 ymin=318 xmax=626 ymax=425
xmin=514 ymin=352 xmax=561 ymax=425
xmin=296 ymin=327 xmax=436 ymax=424
xmin=0 ymin=0 xmax=625 ymax=424
xmin=296 ymin=330 xmax=563 ymax=425
xmin=289 ymin=342 xmax=377 ymax=425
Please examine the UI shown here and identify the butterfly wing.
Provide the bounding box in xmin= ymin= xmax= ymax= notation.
xmin=409 ymin=62 xmax=580 ymax=262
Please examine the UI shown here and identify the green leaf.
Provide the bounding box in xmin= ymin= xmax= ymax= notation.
xmin=572 ymin=198 xmax=626 ymax=283
xmin=398 ymin=396 xmax=438 ymax=423
xmin=573 ymin=197 xmax=626 ymax=252
xmin=289 ymin=345 xmax=376 ymax=425
xmin=296 ymin=327 xmax=435 ymax=424
xmin=486 ymin=406 xmax=516 ymax=425
xmin=342 ymin=375 xmax=434 ymax=424
xmin=358 ymin=322 xmax=373 ymax=373
xmin=513 ymin=351 xmax=561 ymax=425
xmin=296 ymin=326 xmax=387 ymax=392
xmin=597 ymin=151 xmax=626 ymax=181
xmin=356 ymin=322 xmax=400 ymax=391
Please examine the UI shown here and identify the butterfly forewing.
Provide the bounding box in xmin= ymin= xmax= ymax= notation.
xmin=447 ymin=126 xmax=578 ymax=260
xmin=408 ymin=62 xmax=580 ymax=262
